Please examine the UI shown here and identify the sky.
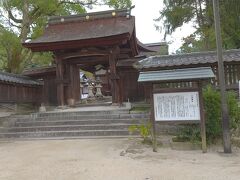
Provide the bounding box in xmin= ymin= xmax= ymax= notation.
xmin=89 ymin=0 xmax=196 ymax=54
xmin=131 ymin=0 xmax=196 ymax=54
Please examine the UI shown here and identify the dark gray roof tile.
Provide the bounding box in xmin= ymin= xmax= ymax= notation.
xmin=0 ymin=71 xmax=42 ymax=86
xmin=136 ymin=49 xmax=240 ymax=69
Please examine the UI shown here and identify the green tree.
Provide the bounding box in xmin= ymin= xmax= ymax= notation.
xmin=0 ymin=29 xmax=26 ymax=73
xmin=0 ymin=0 xmax=131 ymax=73
xmin=107 ymin=0 xmax=132 ymax=9
xmin=156 ymin=0 xmax=240 ymax=53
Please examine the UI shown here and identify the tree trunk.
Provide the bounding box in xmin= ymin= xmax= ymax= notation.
xmin=20 ymin=0 xmax=31 ymax=42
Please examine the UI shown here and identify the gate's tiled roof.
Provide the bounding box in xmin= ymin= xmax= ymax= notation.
xmin=23 ymin=8 xmax=135 ymax=50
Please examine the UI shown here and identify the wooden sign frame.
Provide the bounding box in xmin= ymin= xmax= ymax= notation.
xmin=150 ymin=81 xmax=207 ymax=153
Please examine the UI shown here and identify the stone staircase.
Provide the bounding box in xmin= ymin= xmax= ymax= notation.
xmin=0 ymin=107 xmax=149 ymax=140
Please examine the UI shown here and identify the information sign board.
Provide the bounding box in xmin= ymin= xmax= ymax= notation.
xmin=153 ymin=92 xmax=200 ymax=121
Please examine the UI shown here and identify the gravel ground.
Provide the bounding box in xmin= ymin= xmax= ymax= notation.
xmin=0 ymin=138 xmax=239 ymax=180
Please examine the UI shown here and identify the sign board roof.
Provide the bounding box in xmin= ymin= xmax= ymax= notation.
xmin=138 ymin=67 xmax=215 ymax=82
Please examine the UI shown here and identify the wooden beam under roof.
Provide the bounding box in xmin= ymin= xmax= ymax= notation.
xmin=63 ymin=56 xmax=108 ymax=65
xmin=60 ymin=47 xmax=117 ymax=60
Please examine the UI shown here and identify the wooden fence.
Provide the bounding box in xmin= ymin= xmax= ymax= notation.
xmin=0 ymin=83 xmax=42 ymax=104
xmin=212 ymin=64 xmax=240 ymax=91
xmin=153 ymin=64 xmax=240 ymax=94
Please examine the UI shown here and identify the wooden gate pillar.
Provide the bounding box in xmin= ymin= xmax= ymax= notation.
xmin=109 ymin=47 xmax=120 ymax=104
xmin=69 ymin=64 xmax=80 ymax=101
xmin=55 ymin=56 xmax=65 ymax=106
xmin=64 ymin=63 xmax=80 ymax=105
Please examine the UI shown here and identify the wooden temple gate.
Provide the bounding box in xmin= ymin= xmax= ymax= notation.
xmin=53 ymin=47 xmax=123 ymax=106
xmin=23 ymin=9 xmax=139 ymax=106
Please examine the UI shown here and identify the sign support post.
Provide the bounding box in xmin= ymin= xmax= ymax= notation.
xmin=150 ymin=83 xmax=157 ymax=152
xmin=198 ymin=81 xmax=207 ymax=153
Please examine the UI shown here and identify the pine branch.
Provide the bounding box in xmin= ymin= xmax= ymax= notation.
xmin=7 ymin=10 xmax=22 ymax=24
xmin=59 ymin=0 xmax=100 ymax=6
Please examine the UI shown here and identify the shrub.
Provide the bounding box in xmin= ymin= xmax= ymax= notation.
xmin=227 ymin=91 xmax=240 ymax=130
xmin=128 ymin=122 xmax=153 ymax=144
xmin=203 ymin=86 xmax=222 ymax=143
xmin=204 ymin=86 xmax=240 ymax=143
xmin=173 ymin=124 xmax=201 ymax=143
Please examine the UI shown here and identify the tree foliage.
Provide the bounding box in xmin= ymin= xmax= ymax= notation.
xmin=203 ymin=86 xmax=240 ymax=143
xmin=156 ymin=0 xmax=240 ymax=53
xmin=0 ymin=29 xmax=25 ymax=73
xmin=0 ymin=0 xmax=131 ymax=73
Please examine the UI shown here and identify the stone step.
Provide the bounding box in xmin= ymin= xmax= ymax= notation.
xmin=20 ymin=114 xmax=121 ymax=122
xmin=36 ymin=109 xmax=130 ymax=117
xmin=6 ymin=124 xmax=134 ymax=132
xmin=15 ymin=119 xmax=146 ymax=127
xmin=0 ymin=136 xmax=141 ymax=141
xmin=0 ymin=129 xmax=136 ymax=139
xmin=15 ymin=113 xmax=149 ymax=122
xmin=0 ymin=109 xmax=149 ymax=140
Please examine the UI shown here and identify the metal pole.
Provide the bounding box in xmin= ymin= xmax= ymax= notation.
xmin=212 ymin=0 xmax=232 ymax=153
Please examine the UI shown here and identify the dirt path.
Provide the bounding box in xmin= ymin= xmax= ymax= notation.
xmin=0 ymin=139 xmax=239 ymax=180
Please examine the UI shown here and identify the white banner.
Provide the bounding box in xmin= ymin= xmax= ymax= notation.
xmin=154 ymin=92 xmax=200 ymax=121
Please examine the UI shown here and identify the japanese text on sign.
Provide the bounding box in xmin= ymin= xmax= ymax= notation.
xmin=153 ymin=92 xmax=200 ymax=121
